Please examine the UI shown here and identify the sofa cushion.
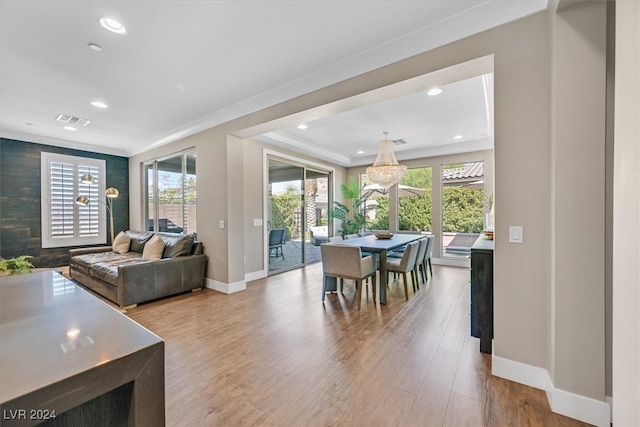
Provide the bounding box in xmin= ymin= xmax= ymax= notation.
xmin=142 ymin=235 xmax=165 ymax=261
xmin=156 ymin=232 xmax=194 ymax=258
xmin=126 ymin=230 xmax=154 ymax=253
xmin=112 ymin=231 xmax=131 ymax=254
xmin=71 ymin=251 xmax=141 ymax=278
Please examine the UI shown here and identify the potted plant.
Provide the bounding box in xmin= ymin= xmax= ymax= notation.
xmin=328 ymin=177 xmax=369 ymax=237
xmin=0 ymin=255 xmax=34 ymax=276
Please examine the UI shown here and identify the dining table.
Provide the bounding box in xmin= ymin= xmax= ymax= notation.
xmin=324 ymin=233 xmax=425 ymax=304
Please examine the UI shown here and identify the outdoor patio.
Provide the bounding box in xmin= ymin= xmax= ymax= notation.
xmin=268 ymin=239 xmax=321 ymax=273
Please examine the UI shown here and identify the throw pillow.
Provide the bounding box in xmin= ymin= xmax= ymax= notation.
xmin=112 ymin=231 xmax=131 ymax=254
xmin=142 ymin=235 xmax=165 ymax=261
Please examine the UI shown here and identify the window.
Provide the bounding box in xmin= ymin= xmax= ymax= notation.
xmin=41 ymin=153 xmax=106 ymax=248
xmin=441 ymin=161 xmax=484 ymax=259
xmin=399 ymin=167 xmax=432 ymax=232
xmin=145 ymin=149 xmax=196 ymax=235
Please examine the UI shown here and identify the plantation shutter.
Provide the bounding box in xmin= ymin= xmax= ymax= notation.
xmin=77 ymin=165 xmax=100 ymax=237
xmin=41 ymin=153 xmax=106 ymax=247
xmin=49 ymin=160 xmax=75 ymax=238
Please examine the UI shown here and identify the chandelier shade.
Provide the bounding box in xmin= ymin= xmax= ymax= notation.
xmin=365 ymin=133 xmax=407 ymax=188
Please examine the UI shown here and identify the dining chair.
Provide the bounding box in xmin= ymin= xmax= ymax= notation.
xmin=385 ymin=240 xmax=419 ymax=301
xmin=424 ymin=234 xmax=435 ymax=278
xmin=328 ymin=236 xmax=344 ymax=242
xmin=412 ymin=238 xmax=427 ymax=289
xmin=344 ymin=234 xmax=359 ymax=239
xmin=321 ymin=244 xmax=377 ymax=310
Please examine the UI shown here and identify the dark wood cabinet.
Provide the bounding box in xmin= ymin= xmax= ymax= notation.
xmin=470 ymin=234 xmax=494 ymax=353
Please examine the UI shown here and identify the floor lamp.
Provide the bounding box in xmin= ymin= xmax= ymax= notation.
xmin=75 ymin=174 xmax=119 ymax=242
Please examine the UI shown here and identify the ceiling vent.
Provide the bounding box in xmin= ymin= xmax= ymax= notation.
xmin=392 ymin=139 xmax=407 ymax=146
xmin=56 ymin=113 xmax=91 ymax=127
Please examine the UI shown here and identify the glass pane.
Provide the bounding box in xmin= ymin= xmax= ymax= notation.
xmin=157 ymin=156 xmax=186 ymax=234
xmin=361 ymin=173 xmax=389 ymax=231
xmin=304 ymin=169 xmax=328 ymax=265
xmin=145 ymin=164 xmax=155 ymax=232
xmin=184 ymin=152 xmax=197 ymax=236
xmin=398 ymin=167 xmax=432 ymax=232
xmin=441 ymin=161 xmax=484 ymax=259
xmin=268 ymin=158 xmax=304 ymax=274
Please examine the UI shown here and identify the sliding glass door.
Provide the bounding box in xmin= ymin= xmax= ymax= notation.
xmin=267 ymin=157 xmax=331 ymax=275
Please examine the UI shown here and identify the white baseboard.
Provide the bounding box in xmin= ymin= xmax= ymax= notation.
xmin=205 ymin=277 xmax=246 ymax=294
xmin=245 ymin=269 xmax=266 ymax=282
xmin=492 ymin=354 xmax=611 ymax=427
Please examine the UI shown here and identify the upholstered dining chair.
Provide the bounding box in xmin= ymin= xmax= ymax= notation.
xmin=423 ymin=234 xmax=435 ymax=278
xmin=385 ymin=240 xmax=419 ymax=301
xmin=321 ymin=244 xmax=377 ymax=310
xmin=328 ymin=236 xmax=344 ymax=242
xmin=412 ymin=238 xmax=427 ymax=289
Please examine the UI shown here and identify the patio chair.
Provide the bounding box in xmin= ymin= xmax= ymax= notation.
xmin=321 ymin=244 xmax=377 ymax=310
xmin=268 ymin=228 xmax=286 ymax=261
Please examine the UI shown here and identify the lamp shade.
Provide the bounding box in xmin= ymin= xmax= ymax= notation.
xmin=80 ymin=174 xmax=95 ymax=184
xmin=366 ymin=135 xmax=407 ymax=188
xmin=106 ymin=187 xmax=119 ymax=198
xmin=75 ymin=196 xmax=90 ymax=206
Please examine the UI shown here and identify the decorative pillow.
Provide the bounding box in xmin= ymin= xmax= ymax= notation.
xmin=156 ymin=233 xmax=194 ymax=258
xmin=142 ymin=235 xmax=165 ymax=261
xmin=126 ymin=230 xmax=154 ymax=253
xmin=112 ymin=231 xmax=131 ymax=254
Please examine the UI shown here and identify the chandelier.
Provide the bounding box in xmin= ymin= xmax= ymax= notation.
xmin=366 ymin=131 xmax=407 ymax=188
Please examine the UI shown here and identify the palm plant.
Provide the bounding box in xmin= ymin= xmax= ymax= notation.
xmin=328 ymin=177 xmax=369 ymax=237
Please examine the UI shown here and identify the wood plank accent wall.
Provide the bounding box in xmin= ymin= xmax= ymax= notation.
xmin=0 ymin=138 xmax=129 ymax=268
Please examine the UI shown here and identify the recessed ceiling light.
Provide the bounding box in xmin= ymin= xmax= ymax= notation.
xmin=453 ymin=135 xmax=463 ymax=140
xmin=64 ymin=126 xmax=77 ymax=131
xmin=99 ymin=17 xmax=126 ymax=34
xmin=427 ymin=88 xmax=442 ymax=96
xmin=297 ymin=124 xmax=308 ymax=130
xmin=357 ymin=150 xmax=365 ymax=154
xmin=90 ymin=101 xmax=108 ymax=108
xmin=88 ymin=43 xmax=103 ymax=52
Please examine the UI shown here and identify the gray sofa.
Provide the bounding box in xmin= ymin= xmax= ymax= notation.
xmin=69 ymin=230 xmax=206 ymax=308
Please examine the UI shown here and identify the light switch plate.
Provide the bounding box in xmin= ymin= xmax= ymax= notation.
xmin=218 ymin=220 xmax=225 ymax=229
xmin=253 ymin=218 xmax=263 ymax=226
xmin=509 ymin=226 xmax=523 ymax=243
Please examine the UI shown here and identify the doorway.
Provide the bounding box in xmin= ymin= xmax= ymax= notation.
xmin=267 ymin=156 xmax=331 ymax=275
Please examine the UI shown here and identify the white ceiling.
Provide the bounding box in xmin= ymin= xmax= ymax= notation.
xmin=0 ymin=1 xmax=548 ymax=161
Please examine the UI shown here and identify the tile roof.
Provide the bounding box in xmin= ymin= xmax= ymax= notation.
xmin=442 ymin=162 xmax=484 ymax=181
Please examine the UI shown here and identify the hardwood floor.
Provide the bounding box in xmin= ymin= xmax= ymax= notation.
xmin=126 ymin=263 xmax=590 ymax=427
